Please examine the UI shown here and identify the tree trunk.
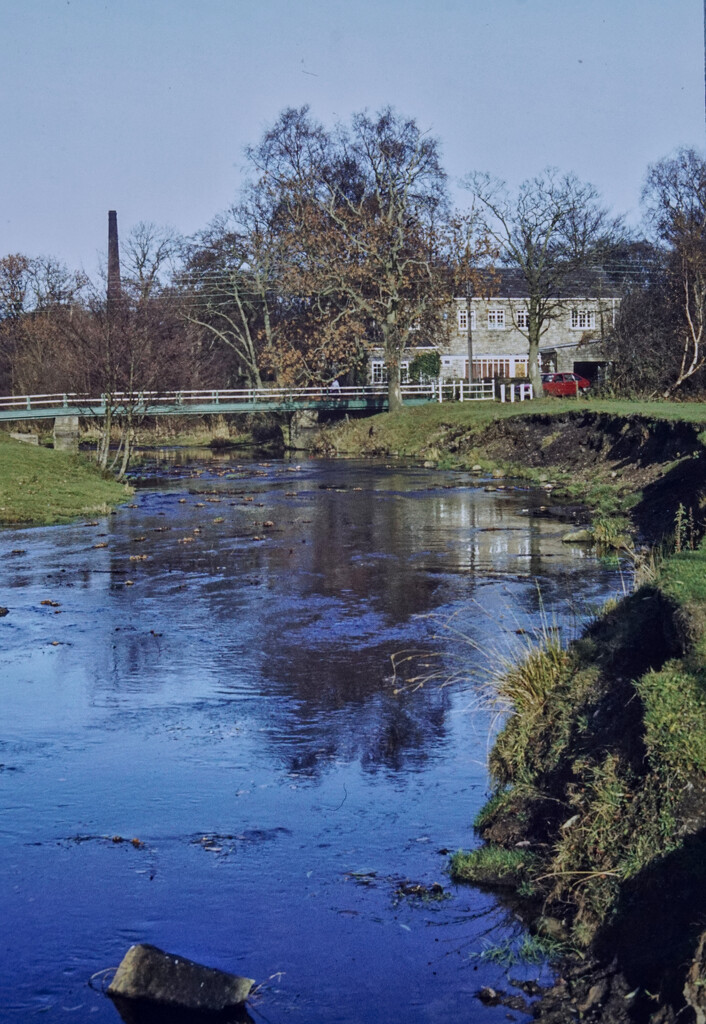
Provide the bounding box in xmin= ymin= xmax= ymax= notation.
xmin=527 ymin=317 xmax=542 ymax=396
xmin=98 ymin=401 xmax=112 ymax=470
xmin=116 ymin=426 xmax=133 ymax=481
xmin=388 ymin=365 xmax=403 ymax=413
xmin=383 ymin=320 xmax=404 ymax=413
xmin=113 ymin=404 xmax=135 ymax=481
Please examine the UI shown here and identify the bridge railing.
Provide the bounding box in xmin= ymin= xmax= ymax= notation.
xmin=0 ymin=385 xmax=389 ymax=410
xmin=0 ymin=392 xmax=83 ymax=410
xmin=0 ymin=380 xmax=500 ymax=413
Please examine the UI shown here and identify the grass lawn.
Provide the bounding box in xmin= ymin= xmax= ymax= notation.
xmin=0 ymin=433 xmax=131 ymax=524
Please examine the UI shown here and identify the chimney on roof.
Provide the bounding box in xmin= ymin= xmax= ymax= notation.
xmin=107 ymin=210 xmax=121 ymax=317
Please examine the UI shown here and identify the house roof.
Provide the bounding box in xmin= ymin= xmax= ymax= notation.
xmin=458 ymin=267 xmax=622 ymax=300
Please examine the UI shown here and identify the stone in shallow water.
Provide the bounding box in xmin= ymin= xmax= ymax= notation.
xmin=561 ymin=529 xmax=594 ymax=544
xmin=107 ymin=944 xmax=254 ymax=1013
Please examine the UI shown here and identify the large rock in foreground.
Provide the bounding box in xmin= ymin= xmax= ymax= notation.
xmin=107 ymin=944 xmax=254 ymax=1012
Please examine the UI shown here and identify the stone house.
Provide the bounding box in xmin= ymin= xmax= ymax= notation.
xmin=369 ymin=271 xmax=620 ymax=384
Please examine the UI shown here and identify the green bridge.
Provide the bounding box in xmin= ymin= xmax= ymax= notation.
xmin=0 ymin=381 xmax=505 ymax=424
xmin=0 ymin=381 xmax=536 ymax=450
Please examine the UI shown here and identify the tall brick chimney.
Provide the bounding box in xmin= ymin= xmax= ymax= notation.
xmin=107 ymin=210 xmax=121 ymax=318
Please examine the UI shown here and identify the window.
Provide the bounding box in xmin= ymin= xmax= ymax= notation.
xmin=371 ymin=360 xmax=409 ymax=383
xmin=487 ymin=308 xmax=505 ymax=329
xmin=457 ymin=308 xmax=476 ymax=332
xmin=515 ymin=309 xmax=529 ymax=329
xmin=570 ymin=309 xmax=596 ymax=330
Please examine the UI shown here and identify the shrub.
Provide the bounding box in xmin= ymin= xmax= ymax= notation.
xmin=408 ymin=351 xmax=441 ymax=383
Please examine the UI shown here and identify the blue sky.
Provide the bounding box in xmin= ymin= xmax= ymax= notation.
xmin=1 ymin=0 xmax=703 ymax=274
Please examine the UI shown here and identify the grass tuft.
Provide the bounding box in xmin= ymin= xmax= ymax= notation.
xmin=470 ymin=932 xmax=570 ymax=966
xmin=449 ymin=845 xmax=538 ymax=887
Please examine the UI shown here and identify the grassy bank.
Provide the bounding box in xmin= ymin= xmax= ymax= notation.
xmin=0 ymin=433 xmax=131 ymax=524
xmin=316 ymin=397 xmax=706 ymax=459
xmin=448 ymin=538 xmax=706 ymax=1018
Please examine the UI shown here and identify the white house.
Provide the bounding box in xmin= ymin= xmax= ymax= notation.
xmin=369 ymin=272 xmax=620 ymax=383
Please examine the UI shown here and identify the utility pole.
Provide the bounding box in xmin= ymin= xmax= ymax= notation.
xmin=466 ymin=278 xmax=474 ymax=383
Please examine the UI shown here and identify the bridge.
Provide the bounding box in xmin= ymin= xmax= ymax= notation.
xmin=0 ymin=381 xmax=533 ymax=451
xmin=0 ymin=380 xmax=532 ymax=423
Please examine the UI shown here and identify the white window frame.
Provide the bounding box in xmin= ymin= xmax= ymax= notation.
xmin=487 ymin=308 xmax=505 ymax=329
xmin=371 ymin=359 xmax=410 ymax=384
xmin=515 ymin=309 xmax=529 ymax=329
xmin=570 ymin=309 xmax=596 ymax=330
xmin=457 ymin=308 xmax=476 ymax=332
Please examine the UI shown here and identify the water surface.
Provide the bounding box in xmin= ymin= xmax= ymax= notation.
xmin=0 ymin=455 xmax=622 ymax=1023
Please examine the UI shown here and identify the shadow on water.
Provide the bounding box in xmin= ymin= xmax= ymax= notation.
xmin=109 ymin=996 xmax=254 ymax=1024
xmin=0 ymin=455 xmax=626 ymax=1024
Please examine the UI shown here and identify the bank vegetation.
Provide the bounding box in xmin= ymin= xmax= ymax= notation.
xmin=0 ymin=432 xmax=130 ymax=525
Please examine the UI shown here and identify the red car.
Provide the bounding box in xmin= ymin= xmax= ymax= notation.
xmin=541 ymin=372 xmax=591 ymax=397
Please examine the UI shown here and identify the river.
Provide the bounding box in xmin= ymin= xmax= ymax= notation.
xmin=0 ymin=454 xmax=623 ymax=1023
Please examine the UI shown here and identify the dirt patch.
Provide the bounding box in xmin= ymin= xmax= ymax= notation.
xmin=472 ymin=411 xmax=701 ymax=481
xmin=528 ymin=959 xmax=656 ymax=1024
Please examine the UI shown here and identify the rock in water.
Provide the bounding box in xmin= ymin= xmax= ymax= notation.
xmin=561 ymin=528 xmax=594 ymax=544
xmin=107 ymin=944 xmax=254 ymax=1011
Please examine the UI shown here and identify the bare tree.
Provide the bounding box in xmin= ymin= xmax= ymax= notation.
xmin=57 ymin=280 xmax=197 ymax=477
xmin=182 ymin=200 xmax=277 ymax=388
xmin=122 ymin=221 xmax=182 ymax=302
xmin=0 ymin=254 xmax=86 ymax=394
xmin=463 ymin=169 xmax=618 ymax=394
xmin=642 ymin=148 xmax=706 ymax=396
xmin=0 ymin=254 xmax=31 ymax=321
xmin=184 ymin=108 xmax=370 ymax=390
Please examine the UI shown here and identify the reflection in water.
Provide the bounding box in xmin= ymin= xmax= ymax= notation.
xmin=0 ymin=456 xmax=622 ymax=1024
